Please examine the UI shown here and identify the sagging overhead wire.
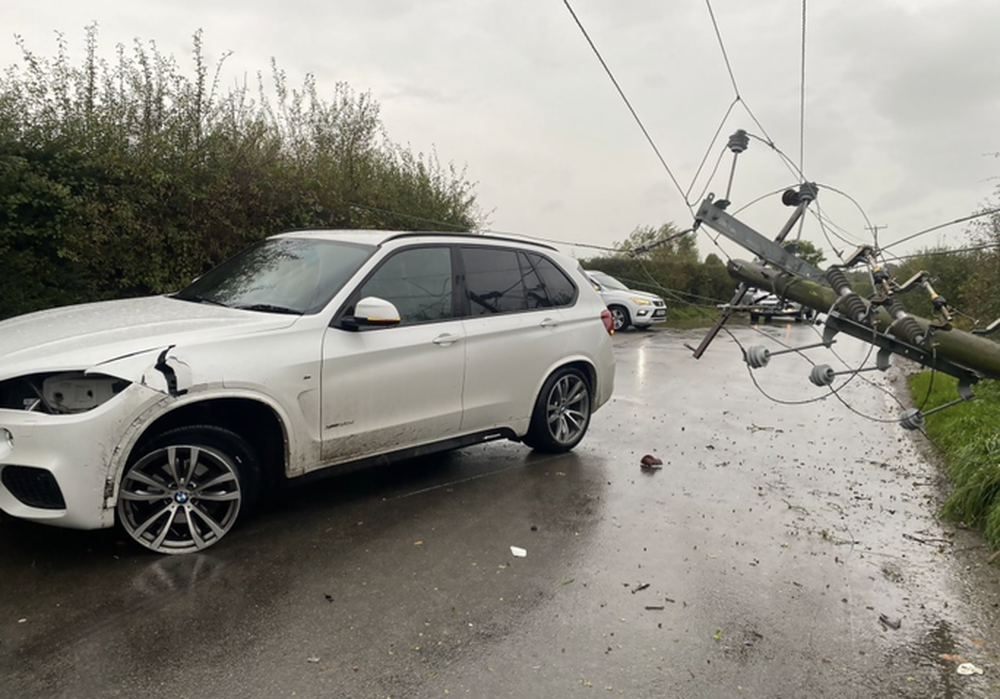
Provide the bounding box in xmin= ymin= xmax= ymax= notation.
xmin=565 ymin=0 xmax=856 ymax=265
xmin=685 ymin=97 xmax=740 ymax=205
xmin=562 ymin=0 xmax=690 ymax=213
xmin=880 ymin=206 xmax=1000 ymax=252
xmin=350 ymin=202 xmax=625 ymax=254
xmin=888 ymin=241 xmax=1000 ymax=261
xmin=799 ymin=0 xmax=807 ymax=180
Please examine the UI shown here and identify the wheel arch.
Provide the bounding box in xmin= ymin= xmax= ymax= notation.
xmin=522 ymin=359 xmax=596 ymax=452
xmin=113 ymin=396 xmax=290 ymax=503
xmin=536 ymin=359 xmax=598 ymax=410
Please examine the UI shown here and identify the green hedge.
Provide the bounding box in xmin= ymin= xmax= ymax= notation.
xmin=0 ymin=27 xmax=482 ymax=319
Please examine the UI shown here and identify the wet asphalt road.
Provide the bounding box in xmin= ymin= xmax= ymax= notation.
xmin=2 ymin=324 xmax=1000 ymax=698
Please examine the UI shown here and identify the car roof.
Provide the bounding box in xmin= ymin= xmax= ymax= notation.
xmin=274 ymin=229 xmax=557 ymax=251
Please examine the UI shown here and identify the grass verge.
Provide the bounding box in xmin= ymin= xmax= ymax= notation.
xmin=907 ymin=373 xmax=1000 ymax=548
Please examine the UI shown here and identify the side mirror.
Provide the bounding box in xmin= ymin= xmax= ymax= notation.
xmin=340 ymin=296 xmax=402 ymax=331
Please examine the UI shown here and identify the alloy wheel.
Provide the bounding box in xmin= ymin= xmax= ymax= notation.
xmin=118 ymin=444 xmax=243 ymax=554
xmin=544 ymin=373 xmax=591 ymax=446
xmin=610 ymin=307 xmax=627 ymax=331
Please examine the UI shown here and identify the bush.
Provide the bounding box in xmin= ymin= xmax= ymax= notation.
xmin=908 ymin=372 xmax=1000 ymax=547
xmin=0 ymin=26 xmax=483 ymax=319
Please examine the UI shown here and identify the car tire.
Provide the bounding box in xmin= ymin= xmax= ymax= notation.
xmin=117 ymin=425 xmax=260 ymax=554
xmin=608 ymin=305 xmax=630 ymax=332
xmin=522 ymin=367 xmax=592 ymax=453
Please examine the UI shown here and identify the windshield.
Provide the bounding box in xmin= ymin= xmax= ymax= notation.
xmin=589 ymin=272 xmax=630 ymax=291
xmin=174 ymin=237 xmax=374 ymax=315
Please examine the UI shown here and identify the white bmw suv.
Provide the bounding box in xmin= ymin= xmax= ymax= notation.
xmin=0 ymin=231 xmax=615 ymax=554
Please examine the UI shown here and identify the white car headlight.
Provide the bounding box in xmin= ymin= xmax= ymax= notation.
xmin=0 ymin=428 xmax=12 ymax=459
xmin=630 ymin=297 xmax=652 ymax=306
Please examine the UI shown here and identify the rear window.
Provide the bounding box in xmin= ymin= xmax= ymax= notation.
xmin=461 ymin=247 xmax=577 ymax=316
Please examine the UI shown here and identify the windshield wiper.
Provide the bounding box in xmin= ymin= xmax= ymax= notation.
xmin=172 ymin=294 xmax=230 ymax=307
xmin=234 ymin=303 xmax=303 ymax=315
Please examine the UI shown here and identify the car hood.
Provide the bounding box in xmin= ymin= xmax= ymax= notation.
xmin=622 ymin=289 xmax=663 ymax=303
xmin=0 ymin=296 xmax=298 ymax=380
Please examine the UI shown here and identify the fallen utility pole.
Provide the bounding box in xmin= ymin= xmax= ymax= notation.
xmin=691 ymin=188 xmax=1000 ymax=386
xmin=684 ymin=130 xmax=1000 ymax=427
xmin=726 ymin=259 xmax=1000 ymax=382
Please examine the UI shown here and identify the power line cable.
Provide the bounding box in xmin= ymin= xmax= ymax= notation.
xmin=691 ymin=146 xmax=730 ymax=207
xmin=705 ymin=0 xmax=741 ymax=97
xmin=799 ymin=0 xmax=807 ymax=180
xmin=881 ymin=207 xmax=1000 ymax=252
xmin=685 ymin=97 xmax=740 ymax=204
xmin=350 ymin=202 xmax=625 ymax=254
xmin=562 ymin=0 xmax=690 ymax=212
xmin=745 ymin=131 xmax=812 ymax=196
xmin=886 ymin=241 xmax=1000 ymax=261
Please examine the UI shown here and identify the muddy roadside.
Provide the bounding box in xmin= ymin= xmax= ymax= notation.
xmin=889 ymin=361 xmax=1000 ymax=643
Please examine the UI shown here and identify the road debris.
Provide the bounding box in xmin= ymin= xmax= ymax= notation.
xmin=956 ymin=662 xmax=984 ymax=676
xmin=631 ymin=583 xmax=650 ymax=594
xmin=640 ymin=454 xmax=662 ymax=470
xmin=878 ymin=614 xmax=902 ymax=631
xmin=903 ymin=532 xmax=953 ymax=546
xmin=510 ymin=546 xmax=527 ymax=558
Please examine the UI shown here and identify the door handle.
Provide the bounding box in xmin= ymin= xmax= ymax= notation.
xmin=432 ymin=333 xmax=462 ymax=346
xmin=539 ymin=318 xmax=560 ymax=328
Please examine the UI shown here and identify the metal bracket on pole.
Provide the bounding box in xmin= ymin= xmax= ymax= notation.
xmin=690 ymin=183 xmax=823 ymax=359
xmin=694 ymin=192 xmax=826 ymax=282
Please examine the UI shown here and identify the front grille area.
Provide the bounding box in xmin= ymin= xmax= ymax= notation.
xmin=1 ymin=465 xmax=67 ymax=509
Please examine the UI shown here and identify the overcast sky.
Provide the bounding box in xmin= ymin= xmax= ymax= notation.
xmin=3 ymin=0 xmax=998 ymax=264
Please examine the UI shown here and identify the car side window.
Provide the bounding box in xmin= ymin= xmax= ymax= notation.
xmin=462 ymin=246 xmax=578 ymax=315
xmin=353 ymin=246 xmax=454 ymax=324
xmin=462 ymin=247 xmax=528 ymax=315
xmin=524 ymin=252 xmax=577 ymax=308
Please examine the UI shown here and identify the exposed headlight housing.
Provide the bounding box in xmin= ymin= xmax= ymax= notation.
xmin=0 ymin=372 xmax=130 ymax=414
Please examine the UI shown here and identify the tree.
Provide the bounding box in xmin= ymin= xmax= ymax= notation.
xmin=615 ymin=223 xmax=697 ymax=262
xmin=783 ymin=239 xmax=825 ymax=268
xmin=964 ymin=202 xmax=1000 ymax=325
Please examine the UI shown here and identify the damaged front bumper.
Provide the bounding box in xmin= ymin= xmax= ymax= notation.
xmin=0 ymin=351 xmax=181 ymax=530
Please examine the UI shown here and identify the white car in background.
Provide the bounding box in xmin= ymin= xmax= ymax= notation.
xmin=0 ymin=231 xmax=616 ymax=554
xmin=718 ymin=287 xmax=816 ymax=324
xmin=585 ymin=271 xmax=667 ymax=331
